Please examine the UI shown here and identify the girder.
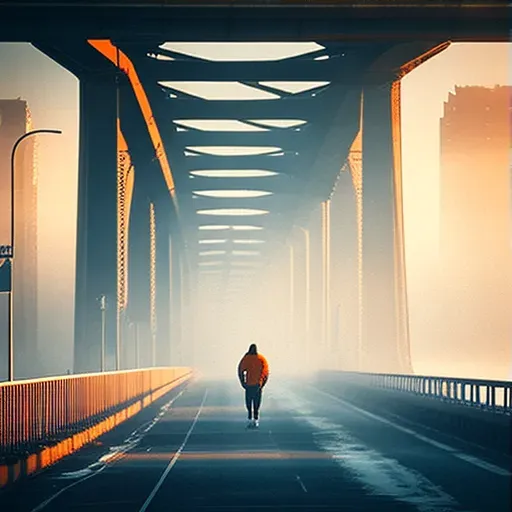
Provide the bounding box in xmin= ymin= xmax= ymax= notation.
xmin=187 ymin=176 xmax=290 ymax=193
xmin=183 ymin=154 xmax=301 ymax=172
xmin=192 ymin=193 xmax=299 ymax=211
xmin=129 ymin=58 xmax=374 ymax=84
xmin=173 ymin=129 xmax=311 ymax=148
xmin=0 ymin=4 xmax=509 ymax=42
xmin=155 ymin=98 xmax=323 ymax=120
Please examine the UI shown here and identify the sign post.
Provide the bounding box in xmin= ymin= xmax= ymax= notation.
xmin=0 ymin=245 xmax=13 ymax=259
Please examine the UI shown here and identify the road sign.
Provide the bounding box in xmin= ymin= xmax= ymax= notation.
xmin=0 ymin=258 xmax=11 ymax=292
xmin=0 ymin=245 xmax=13 ymax=258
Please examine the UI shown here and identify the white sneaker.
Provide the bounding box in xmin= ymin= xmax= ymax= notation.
xmin=253 ymin=419 xmax=259 ymax=428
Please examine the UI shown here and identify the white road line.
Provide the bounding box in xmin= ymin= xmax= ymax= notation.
xmin=310 ymin=386 xmax=511 ymax=477
xmin=295 ymin=475 xmax=308 ymax=493
xmin=138 ymin=388 xmax=209 ymax=512
xmin=29 ymin=384 xmax=192 ymax=512
xmin=29 ymin=466 xmax=108 ymax=512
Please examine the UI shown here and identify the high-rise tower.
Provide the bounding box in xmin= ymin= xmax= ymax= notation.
xmin=0 ymin=99 xmax=38 ymax=379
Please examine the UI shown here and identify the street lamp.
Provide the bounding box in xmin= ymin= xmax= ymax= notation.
xmin=99 ymin=295 xmax=107 ymax=371
xmin=8 ymin=129 xmax=62 ymax=382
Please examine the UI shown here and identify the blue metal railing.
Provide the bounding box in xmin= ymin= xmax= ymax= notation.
xmin=325 ymin=371 xmax=512 ymax=414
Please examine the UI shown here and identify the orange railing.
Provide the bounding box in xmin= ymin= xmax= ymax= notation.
xmin=0 ymin=367 xmax=192 ymax=455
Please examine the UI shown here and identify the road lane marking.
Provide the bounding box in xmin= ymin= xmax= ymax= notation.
xmin=29 ymin=384 xmax=192 ymax=512
xmin=309 ymin=386 xmax=511 ymax=478
xmin=29 ymin=465 xmax=108 ymax=512
xmin=295 ymin=475 xmax=308 ymax=493
xmin=138 ymin=388 xmax=209 ymax=512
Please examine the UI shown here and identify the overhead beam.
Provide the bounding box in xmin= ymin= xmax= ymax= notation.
xmin=191 ymin=193 xmax=301 ymax=211
xmin=130 ymin=57 xmax=366 ymax=83
xmin=173 ymin=129 xmax=310 ymax=148
xmin=187 ymin=175 xmax=290 ymax=192
xmin=154 ymin=98 xmax=323 ymax=120
xmin=183 ymin=154 xmax=302 ymax=173
xmin=0 ymin=6 xmax=509 ymax=42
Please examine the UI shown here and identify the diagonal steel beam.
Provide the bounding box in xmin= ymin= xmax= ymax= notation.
xmin=184 ymin=154 xmax=302 ymax=172
xmin=186 ymin=175 xmax=290 ymax=192
xmin=131 ymin=57 xmax=360 ymax=83
xmin=173 ymin=129 xmax=310 ymax=148
xmin=155 ymin=97 xmax=324 ymax=120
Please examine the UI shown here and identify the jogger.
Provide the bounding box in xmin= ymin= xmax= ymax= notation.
xmin=238 ymin=344 xmax=269 ymax=428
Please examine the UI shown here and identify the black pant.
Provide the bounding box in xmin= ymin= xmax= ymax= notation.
xmin=245 ymin=385 xmax=262 ymax=420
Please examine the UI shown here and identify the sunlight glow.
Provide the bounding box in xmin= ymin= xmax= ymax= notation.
xmin=158 ymin=42 xmax=324 ymax=61
xmin=232 ymin=250 xmax=261 ymax=256
xmin=199 ymin=239 xmax=227 ymax=244
xmin=158 ymin=81 xmax=280 ymax=101
xmin=186 ymin=146 xmax=281 ymax=156
xmin=197 ymin=224 xmax=264 ymax=231
xmin=231 ymin=225 xmax=264 ymax=231
xmin=233 ymin=239 xmax=265 ymax=244
xmin=190 ymin=170 xmax=278 ymax=178
xmin=197 ymin=208 xmax=269 ymax=216
xmin=193 ymin=190 xmax=272 ymax=198
xmin=198 ymin=261 xmax=223 ymax=267
xmin=198 ymin=225 xmax=231 ymax=230
xmin=199 ymin=250 xmax=226 ymax=256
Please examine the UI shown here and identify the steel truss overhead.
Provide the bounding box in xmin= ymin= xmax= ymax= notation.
xmin=118 ymin=42 xmax=386 ymax=277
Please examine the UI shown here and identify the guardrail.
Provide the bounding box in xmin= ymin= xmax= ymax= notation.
xmin=325 ymin=371 xmax=512 ymax=414
xmin=0 ymin=367 xmax=192 ymax=455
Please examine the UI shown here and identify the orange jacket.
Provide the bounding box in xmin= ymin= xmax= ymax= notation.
xmin=238 ymin=353 xmax=269 ymax=387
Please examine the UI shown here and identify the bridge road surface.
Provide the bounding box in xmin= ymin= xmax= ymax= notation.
xmin=1 ymin=379 xmax=510 ymax=512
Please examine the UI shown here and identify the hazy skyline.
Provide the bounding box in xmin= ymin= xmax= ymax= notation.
xmin=0 ymin=41 xmax=509 ymax=380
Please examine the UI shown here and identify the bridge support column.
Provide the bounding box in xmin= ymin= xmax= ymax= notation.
xmin=361 ymin=82 xmax=411 ymax=374
xmin=321 ymin=199 xmax=332 ymax=365
xmin=170 ymin=244 xmax=183 ymax=366
xmin=332 ymin=171 xmax=359 ymax=371
xmin=154 ymin=202 xmax=172 ymax=366
xmin=127 ymin=178 xmax=152 ymax=368
xmin=74 ymin=77 xmax=118 ymax=373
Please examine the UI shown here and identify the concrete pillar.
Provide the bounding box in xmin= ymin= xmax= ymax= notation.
xmin=74 ymin=77 xmax=118 ymax=374
xmin=361 ymin=83 xmax=411 ymax=373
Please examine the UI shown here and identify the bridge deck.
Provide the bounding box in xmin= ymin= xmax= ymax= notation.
xmin=1 ymin=379 xmax=509 ymax=511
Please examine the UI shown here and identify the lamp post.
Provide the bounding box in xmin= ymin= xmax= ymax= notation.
xmin=99 ymin=295 xmax=107 ymax=371
xmin=8 ymin=129 xmax=62 ymax=382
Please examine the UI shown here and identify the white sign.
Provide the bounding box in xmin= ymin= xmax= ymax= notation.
xmin=0 ymin=245 xmax=13 ymax=258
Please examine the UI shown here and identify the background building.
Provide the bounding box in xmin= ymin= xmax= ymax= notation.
xmin=0 ymin=99 xmax=38 ymax=379
xmin=439 ymin=85 xmax=511 ymax=379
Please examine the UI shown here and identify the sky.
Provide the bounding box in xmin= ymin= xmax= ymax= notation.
xmin=0 ymin=41 xmax=509 ymax=381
